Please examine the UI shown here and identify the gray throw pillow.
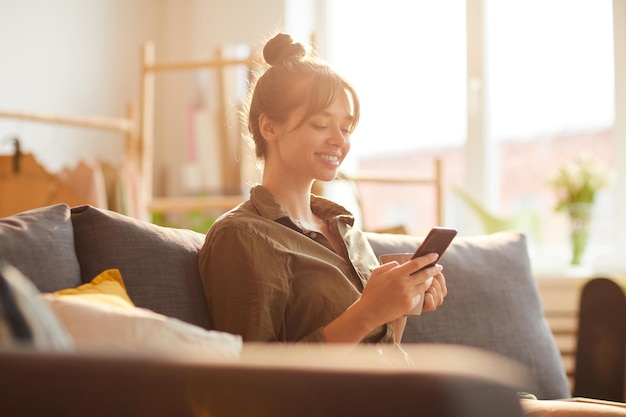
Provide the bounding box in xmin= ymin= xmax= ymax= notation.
xmin=0 ymin=259 xmax=73 ymax=351
xmin=366 ymin=231 xmax=571 ymax=400
xmin=70 ymin=205 xmax=212 ymax=330
xmin=0 ymin=204 xmax=82 ymax=292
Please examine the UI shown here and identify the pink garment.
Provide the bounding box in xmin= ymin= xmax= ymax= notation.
xmin=118 ymin=158 xmax=148 ymax=221
xmin=57 ymin=159 xmax=107 ymax=209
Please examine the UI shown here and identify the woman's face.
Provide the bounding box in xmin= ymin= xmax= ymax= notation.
xmin=269 ymin=92 xmax=354 ymax=183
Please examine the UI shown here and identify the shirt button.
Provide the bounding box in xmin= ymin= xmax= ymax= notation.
xmin=309 ymin=232 xmax=318 ymax=239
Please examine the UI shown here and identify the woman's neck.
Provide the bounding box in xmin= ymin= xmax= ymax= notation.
xmin=263 ymin=175 xmax=336 ymax=248
xmin=262 ymin=175 xmax=317 ymax=227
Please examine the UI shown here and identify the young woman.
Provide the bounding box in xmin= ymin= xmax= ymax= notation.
xmin=198 ymin=33 xmax=626 ymax=416
xmin=198 ymin=32 xmax=446 ymax=346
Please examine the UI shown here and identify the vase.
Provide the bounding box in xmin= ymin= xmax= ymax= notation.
xmin=567 ymin=203 xmax=593 ymax=266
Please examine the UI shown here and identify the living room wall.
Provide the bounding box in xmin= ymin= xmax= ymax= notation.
xmin=0 ymin=0 xmax=312 ymax=197
xmin=0 ymin=0 xmax=162 ymax=172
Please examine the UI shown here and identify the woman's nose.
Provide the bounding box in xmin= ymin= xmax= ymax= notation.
xmin=329 ymin=125 xmax=349 ymax=146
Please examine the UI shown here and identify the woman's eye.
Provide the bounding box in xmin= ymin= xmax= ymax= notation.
xmin=312 ymin=124 xmax=328 ymax=130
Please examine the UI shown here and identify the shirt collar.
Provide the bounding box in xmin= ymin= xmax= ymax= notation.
xmin=249 ymin=184 xmax=355 ymax=228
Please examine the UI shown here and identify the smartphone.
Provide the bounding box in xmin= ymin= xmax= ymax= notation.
xmin=410 ymin=227 xmax=458 ymax=274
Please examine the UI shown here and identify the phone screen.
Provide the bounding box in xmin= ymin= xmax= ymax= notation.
xmin=410 ymin=227 xmax=458 ymax=273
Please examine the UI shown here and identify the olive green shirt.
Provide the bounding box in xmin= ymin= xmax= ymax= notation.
xmin=198 ymin=185 xmax=395 ymax=344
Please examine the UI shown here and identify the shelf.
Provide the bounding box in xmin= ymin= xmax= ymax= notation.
xmin=147 ymin=195 xmax=246 ymax=213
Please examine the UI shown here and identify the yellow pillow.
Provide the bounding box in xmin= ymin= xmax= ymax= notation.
xmin=53 ymin=269 xmax=134 ymax=309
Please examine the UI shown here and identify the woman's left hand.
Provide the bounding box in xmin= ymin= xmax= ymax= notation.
xmin=421 ymin=271 xmax=447 ymax=312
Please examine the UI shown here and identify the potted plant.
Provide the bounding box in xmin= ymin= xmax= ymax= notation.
xmin=549 ymin=155 xmax=612 ymax=266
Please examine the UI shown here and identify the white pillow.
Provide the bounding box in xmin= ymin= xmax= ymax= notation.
xmin=42 ymin=294 xmax=242 ymax=360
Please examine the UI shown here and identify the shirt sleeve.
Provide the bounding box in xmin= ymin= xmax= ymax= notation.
xmin=199 ymin=222 xmax=291 ymax=342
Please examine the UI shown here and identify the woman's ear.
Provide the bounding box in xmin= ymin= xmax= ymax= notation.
xmin=259 ymin=114 xmax=279 ymax=142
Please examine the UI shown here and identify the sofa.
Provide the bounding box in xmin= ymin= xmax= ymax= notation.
xmin=0 ymin=203 xmax=574 ymax=416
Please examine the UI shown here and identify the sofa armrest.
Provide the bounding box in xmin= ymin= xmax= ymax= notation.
xmin=0 ymin=344 xmax=525 ymax=417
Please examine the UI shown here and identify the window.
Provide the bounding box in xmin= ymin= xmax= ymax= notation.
xmin=323 ymin=0 xmax=466 ymax=233
xmin=486 ymin=0 xmax=615 ymax=271
xmin=321 ymin=0 xmax=622 ymax=275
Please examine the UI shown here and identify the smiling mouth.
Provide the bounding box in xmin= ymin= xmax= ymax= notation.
xmin=317 ymin=154 xmax=340 ymax=165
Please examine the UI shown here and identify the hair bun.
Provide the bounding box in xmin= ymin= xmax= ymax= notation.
xmin=263 ymin=33 xmax=307 ymax=66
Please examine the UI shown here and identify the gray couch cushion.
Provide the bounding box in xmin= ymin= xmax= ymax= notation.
xmin=366 ymin=231 xmax=570 ymax=400
xmin=0 ymin=204 xmax=81 ymax=292
xmin=70 ymin=205 xmax=211 ymax=330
